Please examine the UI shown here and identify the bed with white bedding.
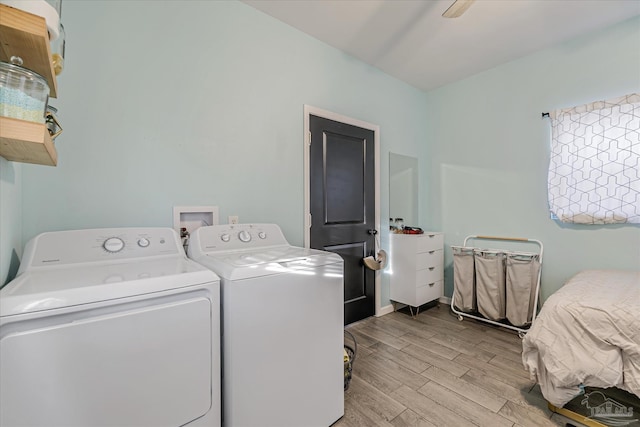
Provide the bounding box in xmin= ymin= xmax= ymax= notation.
xmin=522 ymin=269 xmax=640 ymax=407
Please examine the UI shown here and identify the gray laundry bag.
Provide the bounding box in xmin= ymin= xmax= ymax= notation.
xmin=505 ymin=253 xmax=540 ymax=327
xmin=474 ymin=249 xmax=506 ymax=321
xmin=452 ymin=246 xmax=476 ymax=312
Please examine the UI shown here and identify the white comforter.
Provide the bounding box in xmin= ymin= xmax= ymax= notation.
xmin=522 ymin=270 xmax=640 ymax=406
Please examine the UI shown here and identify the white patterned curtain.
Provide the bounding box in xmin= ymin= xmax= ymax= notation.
xmin=548 ymin=93 xmax=640 ymax=224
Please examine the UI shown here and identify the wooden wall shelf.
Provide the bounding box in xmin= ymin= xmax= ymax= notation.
xmin=0 ymin=4 xmax=59 ymax=166
xmin=0 ymin=4 xmax=58 ymax=98
xmin=0 ymin=116 xmax=57 ymax=166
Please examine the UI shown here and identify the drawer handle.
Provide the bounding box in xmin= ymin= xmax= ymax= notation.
xmin=428 ymin=234 xmax=435 ymax=238
xmin=428 ymin=250 xmax=435 ymax=254
xmin=429 ymin=267 xmax=435 ymax=271
xmin=428 ymin=282 xmax=435 ymax=287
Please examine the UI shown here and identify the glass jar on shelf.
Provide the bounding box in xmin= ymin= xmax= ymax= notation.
xmin=0 ymin=56 xmax=50 ymax=124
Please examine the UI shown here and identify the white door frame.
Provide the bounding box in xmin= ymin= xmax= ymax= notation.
xmin=303 ymin=105 xmax=383 ymax=317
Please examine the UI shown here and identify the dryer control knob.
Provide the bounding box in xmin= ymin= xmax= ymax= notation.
xmin=258 ymin=232 xmax=266 ymax=239
xmin=220 ymin=233 xmax=231 ymax=242
xmin=137 ymin=238 xmax=150 ymax=248
xmin=103 ymin=237 xmax=125 ymax=253
xmin=238 ymin=230 xmax=251 ymax=242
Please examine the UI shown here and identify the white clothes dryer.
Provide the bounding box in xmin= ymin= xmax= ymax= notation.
xmin=0 ymin=228 xmax=220 ymax=427
xmin=188 ymin=223 xmax=344 ymax=427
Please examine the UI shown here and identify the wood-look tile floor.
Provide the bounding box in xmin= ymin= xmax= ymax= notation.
xmin=336 ymin=303 xmax=583 ymax=427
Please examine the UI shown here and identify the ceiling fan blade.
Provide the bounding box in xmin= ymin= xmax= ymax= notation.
xmin=442 ymin=0 xmax=475 ymax=18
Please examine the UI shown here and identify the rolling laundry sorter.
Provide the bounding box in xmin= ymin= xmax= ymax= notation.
xmin=450 ymin=235 xmax=543 ymax=338
xmin=389 ymin=232 xmax=444 ymax=314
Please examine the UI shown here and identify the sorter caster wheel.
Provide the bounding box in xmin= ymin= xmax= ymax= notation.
xmin=518 ymin=332 xmax=526 ymax=339
xmin=458 ymin=315 xmax=464 ymax=321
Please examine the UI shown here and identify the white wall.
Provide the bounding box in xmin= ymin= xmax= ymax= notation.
xmin=17 ymin=1 xmax=428 ymax=305
xmin=425 ymin=16 xmax=640 ymax=301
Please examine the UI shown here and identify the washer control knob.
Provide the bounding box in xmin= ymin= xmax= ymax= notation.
xmin=137 ymin=238 xmax=150 ymax=248
xmin=258 ymin=232 xmax=267 ymax=239
xmin=238 ymin=230 xmax=251 ymax=242
xmin=103 ymin=237 xmax=125 ymax=253
xmin=220 ymin=233 xmax=231 ymax=242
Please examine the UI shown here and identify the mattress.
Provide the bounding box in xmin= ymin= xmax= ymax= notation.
xmin=522 ymin=269 xmax=640 ymax=407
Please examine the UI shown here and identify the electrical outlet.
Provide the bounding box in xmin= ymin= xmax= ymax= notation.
xmin=229 ymin=215 xmax=239 ymax=224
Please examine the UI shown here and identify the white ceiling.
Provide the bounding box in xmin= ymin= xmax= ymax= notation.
xmin=242 ymin=0 xmax=640 ymax=91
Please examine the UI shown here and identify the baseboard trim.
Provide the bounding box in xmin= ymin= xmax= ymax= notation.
xmin=378 ymin=299 xmax=450 ymax=317
xmin=377 ymin=304 xmax=395 ymax=317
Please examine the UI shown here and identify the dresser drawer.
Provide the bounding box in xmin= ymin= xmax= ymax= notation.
xmin=416 ymin=280 xmax=443 ymax=305
xmin=416 ymin=249 xmax=443 ymax=268
xmin=416 ymin=265 xmax=443 ymax=286
xmin=417 ymin=233 xmax=443 ymax=253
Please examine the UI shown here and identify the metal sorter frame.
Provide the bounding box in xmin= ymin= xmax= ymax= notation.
xmin=450 ymin=235 xmax=543 ymax=338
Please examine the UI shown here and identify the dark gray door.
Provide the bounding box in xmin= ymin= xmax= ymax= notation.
xmin=309 ymin=115 xmax=375 ymax=325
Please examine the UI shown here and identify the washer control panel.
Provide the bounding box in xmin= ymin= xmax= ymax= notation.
xmin=25 ymin=228 xmax=181 ymax=267
xmin=191 ymin=223 xmax=288 ymax=254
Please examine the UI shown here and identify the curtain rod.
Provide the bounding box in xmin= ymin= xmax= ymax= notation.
xmin=541 ymin=112 xmax=549 ymax=118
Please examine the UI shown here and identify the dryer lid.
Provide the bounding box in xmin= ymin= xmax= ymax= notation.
xmin=0 ymin=257 xmax=219 ymax=317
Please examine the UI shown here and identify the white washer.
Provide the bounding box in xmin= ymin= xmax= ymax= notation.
xmin=0 ymin=228 xmax=221 ymax=427
xmin=188 ymin=223 xmax=344 ymax=427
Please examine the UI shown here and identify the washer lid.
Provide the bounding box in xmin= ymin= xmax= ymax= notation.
xmin=191 ymin=245 xmax=343 ymax=281
xmin=0 ymin=257 xmax=219 ymax=317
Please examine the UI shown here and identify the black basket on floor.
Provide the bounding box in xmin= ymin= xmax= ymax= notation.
xmin=344 ymin=330 xmax=357 ymax=391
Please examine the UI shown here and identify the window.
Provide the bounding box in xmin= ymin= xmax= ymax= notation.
xmin=547 ymin=93 xmax=640 ymax=224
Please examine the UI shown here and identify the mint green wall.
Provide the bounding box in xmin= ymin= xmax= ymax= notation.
xmin=17 ymin=1 xmax=427 ymax=304
xmin=425 ymin=16 xmax=640 ymax=301
xmin=9 ymin=2 xmax=639 ymax=307
xmin=0 ymin=158 xmax=21 ymax=285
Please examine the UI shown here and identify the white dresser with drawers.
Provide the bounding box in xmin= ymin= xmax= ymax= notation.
xmin=389 ymin=232 xmax=444 ymax=308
